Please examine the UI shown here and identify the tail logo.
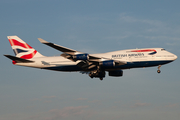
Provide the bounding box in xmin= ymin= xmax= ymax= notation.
xmin=8 ymin=39 xmax=37 ymax=59
xmin=9 ymin=39 xmax=32 ymax=49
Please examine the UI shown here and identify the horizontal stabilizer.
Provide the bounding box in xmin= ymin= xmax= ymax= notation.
xmin=4 ymin=55 xmax=34 ymax=63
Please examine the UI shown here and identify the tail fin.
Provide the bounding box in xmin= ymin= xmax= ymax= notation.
xmin=7 ymin=36 xmax=44 ymax=59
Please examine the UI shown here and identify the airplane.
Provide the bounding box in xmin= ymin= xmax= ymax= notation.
xmin=4 ymin=36 xmax=177 ymax=80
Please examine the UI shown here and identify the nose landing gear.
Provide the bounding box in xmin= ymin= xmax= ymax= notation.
xmin=157 ymin=65 xmax=161 ymax=73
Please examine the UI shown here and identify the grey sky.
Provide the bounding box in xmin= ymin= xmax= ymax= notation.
xmin=0 ymin=0 xmax=180 ymax=120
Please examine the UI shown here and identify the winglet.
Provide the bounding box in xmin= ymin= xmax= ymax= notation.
xmin=38 ymin=38 xmax=49 ymax=44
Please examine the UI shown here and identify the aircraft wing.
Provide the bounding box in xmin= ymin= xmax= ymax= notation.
xmin=38 ymin=38 xmax=100 ymax=59
xmin=38 ymin=38 xmax=126 ymax=69
xmin=38 ymin=38 xmax=80 ymax=55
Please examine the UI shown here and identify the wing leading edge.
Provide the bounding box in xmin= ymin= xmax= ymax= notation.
xmin=38 ymin=38 xmax=78 ymax=54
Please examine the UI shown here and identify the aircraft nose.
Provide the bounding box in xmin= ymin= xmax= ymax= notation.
xmin=174 ymin=55 xmax=178 ymax=60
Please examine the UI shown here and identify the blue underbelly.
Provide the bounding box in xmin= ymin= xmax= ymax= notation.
xmin=43 ymin=60 xmax=173 ymax=71
xmin=116 ymin=60 xmax=173 ymax=69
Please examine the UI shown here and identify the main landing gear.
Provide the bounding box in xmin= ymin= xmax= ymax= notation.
xmin=157 ymin=65 xmax=161 ymax=73
xmin=89 ymin=65 xmax=105 ymax=80
xmin=89 ymin=70 xmax=105 ymax=80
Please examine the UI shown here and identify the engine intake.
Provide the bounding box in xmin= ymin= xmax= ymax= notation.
xmin=73 ymin=54 xmax=89 ymax=60
xmin=108 ymin=70 xmax=123 ymax=77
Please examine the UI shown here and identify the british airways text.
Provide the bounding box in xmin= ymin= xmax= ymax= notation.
xmin=112 ymin=53 xmax=144 ymax=58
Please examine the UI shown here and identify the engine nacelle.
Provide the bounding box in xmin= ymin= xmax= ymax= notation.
xmin=100 ymin=60 xmax=115 ymax=67
xmin=73 ymin=54 xmax=89 ymax=60
xmin=108 ymin=70 xmax=123 ymax=77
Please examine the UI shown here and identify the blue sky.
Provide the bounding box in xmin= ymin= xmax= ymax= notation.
xmin=0 ymin=0 xmax=180 ymax=120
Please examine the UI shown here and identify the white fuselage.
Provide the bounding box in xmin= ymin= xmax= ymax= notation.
xmin=14 ymin=48 xmax=177 ymax=72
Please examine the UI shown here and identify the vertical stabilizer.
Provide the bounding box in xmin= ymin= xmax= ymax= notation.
xmin=7 ymin=36 xmax=44 ymax=59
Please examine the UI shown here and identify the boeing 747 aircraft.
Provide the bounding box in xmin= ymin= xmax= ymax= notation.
xmin=4 ymin=36 xmax=177 ymax=80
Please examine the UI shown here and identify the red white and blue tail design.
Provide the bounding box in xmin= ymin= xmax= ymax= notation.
xmin=7 ymin=36 xmax=44 ymax=59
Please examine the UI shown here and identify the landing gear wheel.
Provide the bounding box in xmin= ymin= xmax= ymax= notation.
xmin=89 ymin=73 xmax=93 ymax=78
xmin=100 ymin=78 xmax=103 ymax=80
xmin=157 ymin=70 xmax=161 ymax=73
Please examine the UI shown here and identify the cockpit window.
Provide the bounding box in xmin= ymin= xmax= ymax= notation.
xmin=161 ymin=49 xmax=165 ymax=51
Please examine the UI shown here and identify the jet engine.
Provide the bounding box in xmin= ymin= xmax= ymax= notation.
xmin=108 ymin=70 xmax=123 ymax=77
xmin=73 ymin=53 xmax=89 ymax=60
xmin=100 ymin=60 xmax=115 ymax=67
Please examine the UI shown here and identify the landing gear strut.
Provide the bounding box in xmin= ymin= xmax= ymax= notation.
xmin=157 ymin=65 xmax=161 ymax=73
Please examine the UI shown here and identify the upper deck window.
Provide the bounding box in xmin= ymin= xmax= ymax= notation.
xmin=161 ymin=49 xmax=165 ymax=51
